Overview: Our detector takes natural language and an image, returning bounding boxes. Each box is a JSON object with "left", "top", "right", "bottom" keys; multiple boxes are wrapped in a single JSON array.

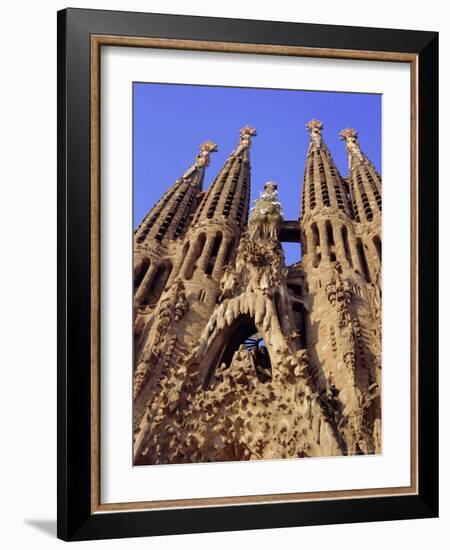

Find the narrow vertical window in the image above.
[
  {"left": 325, "top": 220, "right": 335, "bottom": 261},
  {"left": 311, "top": 223, "right": 320, "bottom": 266},
  {"left": 184, "top": 233, "right": 206, "bottom": 279},
  {"left": 373, "top": 235, "right": 382, "bottom": 261},
  {"left": 142, "top": 261, "right": 173, "bottom": 306},
  {"left": 205, "top": 232, "right": 223, "bottom": 275},
  {"left": 356, "top": 239, "right": 371, "bottom": 283},
  {"left": 341, "top": 226, "right": 353, "bottom": 267},
  {"left": 223, "top": 238, "right": 236, "bottom": 266}
]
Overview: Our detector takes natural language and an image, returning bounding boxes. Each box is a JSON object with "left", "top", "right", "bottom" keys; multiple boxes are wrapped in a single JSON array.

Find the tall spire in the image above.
[
  {"left": 301, "top": 120, "right": 351, "bottom": 217},
  {"left": 192, "top": 126, "right": 256, "bottom": 228},
  {"left": 340, "top": 128, "right": 381, "bottom": 223},
  {"left": 134, "top": 140, "right": 218, "bottom": 246},
  {"left": 175, "top": 126, "right": 256, "bottom": 286}
]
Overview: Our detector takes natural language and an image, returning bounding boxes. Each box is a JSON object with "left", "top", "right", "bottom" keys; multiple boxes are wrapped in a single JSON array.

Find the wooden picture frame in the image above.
[{"left": 57, "top": 7, "right": 438, "bottom": 541}]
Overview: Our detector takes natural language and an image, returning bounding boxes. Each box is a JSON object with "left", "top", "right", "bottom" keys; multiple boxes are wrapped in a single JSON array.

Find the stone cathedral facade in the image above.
[{"left": 132, "top": 121, "right": 382, "bottom": 465}]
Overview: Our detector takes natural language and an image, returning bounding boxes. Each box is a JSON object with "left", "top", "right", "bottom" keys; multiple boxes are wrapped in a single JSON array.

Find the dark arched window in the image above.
[
  {"left": 205, "top": 232, "right": 223, "bottom": 275},
  {"left": 184, "top": 233, "right": 206, "bottom": 279},
  {"left": 223, "top": 238, "right": 236, "bottom": 266},
  {"left": 311, "top": 223, "right": 320, "bottom": 266},
  {"left": 203, "top": 315, "right": 272, "bottom": 389},
  {"left": 373, "top": 235, "right": 382, "bottom": 261},
  {"left": 325, "top": 220, "right": 336, "bottom": 262},
  {"left": 142, "top": 261, "right": 173, "bottom": 306},
  {"left": 134, "top": 257, "right": 150, "bottom": 292},
  {"left": 356, "top": 239, "right": 371, "bottom": 283},
  {"left": 293, "top": 302, "right": 307, "bottom": 349},
  {"left": 341, "top": 226, "right": 353, "bottom": 267}
]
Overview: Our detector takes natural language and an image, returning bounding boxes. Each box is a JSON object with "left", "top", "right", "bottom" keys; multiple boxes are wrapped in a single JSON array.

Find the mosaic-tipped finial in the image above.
[
  {"left": 232, "top": 125, "right": 257, "bottom": 157},
  {"left": 306, "top": 119, "right": 324, "bottom": 132},
  {"left": 306, "top": 119, "right": 324, "bottom": 148},
  {"left": 240, "top": 125, "right": 257, "bottom": 138},
  {"left": 199, "top": 140, "right": 218, "bottom": 154},
  {"left": 339, "top": 127, "right": 359, "bottom": 143},
  {"left": 193, "top": 140, "right": 218, "bottom": 169},
  {"left": 340, "top": 128, "right": 364, "bottom": 166}
]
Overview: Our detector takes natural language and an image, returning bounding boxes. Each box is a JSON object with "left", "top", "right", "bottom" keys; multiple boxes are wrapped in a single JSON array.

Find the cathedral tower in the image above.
[
  {"left": 135, "top": 181, "right": 345, "bottom": 464},
  {"left": 133, "top": 127, "right": 257, "bottom": 450},
  {"left": 340, "top": 127, "right": 382, "bottom": 285},
  {"left": 301, "top": 119, "right": 354, "bottom": 272},
  {"left": 132, "top": 120, "right": 382, "bottom": 465},
  {"left": 133, "top": 140, "right": 217, "bottom": 310},
  {"left": 300, "top": 120, "right": 381, "bottom": 455},
  {"left": 173, "top": 125, "right": 256, "bottom": 294}
]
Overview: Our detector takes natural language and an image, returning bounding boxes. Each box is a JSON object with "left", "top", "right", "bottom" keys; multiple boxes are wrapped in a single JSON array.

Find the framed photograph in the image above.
[{"left": 57, "top": 8, "right": 438, "bottom": 541}]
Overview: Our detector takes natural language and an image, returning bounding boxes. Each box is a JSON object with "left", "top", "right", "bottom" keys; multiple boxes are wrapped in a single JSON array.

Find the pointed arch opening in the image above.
[
  {"left": 292, "top": 301, "right": 307, "bottom": 349},
  {"left": 325, "top": 220, "right": 336, "bottom": 262},
  {"left": 205, "top": 232, "right": 223, "bottom": 275},
  {"left": 356, "top": 239, "right": 371, "bottom": 283},
  {"left": 184, "top": 232, "right": 206, "bottom": 279},
  {"left": 223, "top": 238, "right": 236, "bottom": 266},
  {"left": 201, "top": 314, "right": 272, "bottom": 389},
  {"left": 311, "top": 222, "right": 320, "bottom": 266},
  {"left": 142, "top": 261, "right": 173, "bottom": 306},
  {"left": 134, "top": 257, "right": 150, "bottom": 292},
  {"left": 373, "top": 235, "right": 382, "bottom": 261},
  {"left": 341, "top": 226, "right": 353, "bottom": 267}
]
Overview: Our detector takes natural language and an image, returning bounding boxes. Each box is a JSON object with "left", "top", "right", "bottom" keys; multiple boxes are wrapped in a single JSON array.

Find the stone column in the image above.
[
  {"left": 212, "top": 236, "right": 232, "bottom": 280},
  {"left": 318, "top": 221, "right": 329, "bottom": 263},
  {"left": 197, "top": 236, "right": 215, "bottom": 272},
  {"left": 348, "top": 234, "right": 363, "bottom": 276},
  {"left": 334, "top": 222, "right": 349, "bottom": 268},
  {"left": 134, "top": 262, "right": 157, "bottom": 307},
  {"left": 180, "top": 242, "right": 199, "bottom": 279},
  {"left": 370, "top": 232, "right": 381, "bottom": 263},
  {"left": 304, "top": 227, "right": 316, "bottom": 265},
  {"left": 166, "top": 253, "right": 184, "bottom": 287},
  {"left": 134, "top": 257, "right": 144, "bottom": 279}
]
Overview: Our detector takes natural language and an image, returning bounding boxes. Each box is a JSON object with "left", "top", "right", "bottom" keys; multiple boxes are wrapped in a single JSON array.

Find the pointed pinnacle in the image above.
[{"left": 339, "top": 128, "right": 358, "bottom": 142}]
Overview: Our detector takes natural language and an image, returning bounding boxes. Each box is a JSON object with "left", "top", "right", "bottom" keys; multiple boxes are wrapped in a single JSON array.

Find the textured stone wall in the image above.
[{"left": 132, "top": 123, "right": 382, "bottom": 465}]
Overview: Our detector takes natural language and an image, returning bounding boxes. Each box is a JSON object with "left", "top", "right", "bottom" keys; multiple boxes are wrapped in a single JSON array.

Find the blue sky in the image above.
[{"left": 134, "top": 83, "right": 381, "bottom": 265}]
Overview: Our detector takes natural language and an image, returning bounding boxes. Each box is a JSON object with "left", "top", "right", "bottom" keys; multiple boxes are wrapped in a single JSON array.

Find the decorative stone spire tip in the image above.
[
  {"left": 306, "top": 119, "right": 323, "bottom": 132},
  {"left": 199, "top": 140, "right": 218, "bottom": 154},
  {"left": 340, "top": 128, "right": 364, "bottom": 168},
  {"left": 192, "top": 140, "right": 218, "bottom": 170},
  {"left": 306, "top": 119, "right": 323, "bottom": 149},
  {"left": 240, "top": 125, "right": 257, "bottom": 138},
  {"left": 339, "top": 128, "right": 358, "bottom": 142},
  {"left": 231, "top": 125, "right": 256, "bottom": 158}
]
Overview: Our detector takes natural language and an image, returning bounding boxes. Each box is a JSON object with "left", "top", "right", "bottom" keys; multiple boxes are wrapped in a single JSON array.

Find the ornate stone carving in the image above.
[
  {"left": 133, "top": 123, "right": 382, "bottom": 465},
  {"left": 325, "top": 262, "right": 353, "bottom": 328},
  {"left": 306, "top": 119, "right": 324, "bottom": 149},
  {"left": 133, "top": 279, "right": 188, "bottom": 399},
  {"left": 232, "top": 125, "right": 257, "bottom": 157},
  {"left": 340, "top": 127, "right": 365, "bottom": 168},
  {"left": 195, "top": 140, "right": 218, "bottom": 167},
  {"left": 182, "top": 140, "right": 218, "bottom": 179}
]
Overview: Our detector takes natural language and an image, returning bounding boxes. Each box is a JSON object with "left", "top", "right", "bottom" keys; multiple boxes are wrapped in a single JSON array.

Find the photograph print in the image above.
[{"left": 132, "top": 83, "right": 382, "bottom": 466}]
